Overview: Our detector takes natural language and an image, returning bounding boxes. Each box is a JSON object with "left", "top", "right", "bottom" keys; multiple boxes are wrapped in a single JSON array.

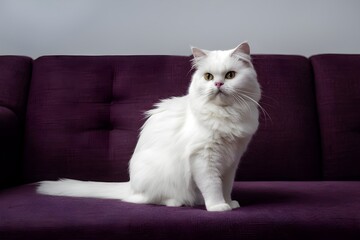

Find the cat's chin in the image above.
[{"left": 211, "top": 91, "right": 232, "bottom": 106}]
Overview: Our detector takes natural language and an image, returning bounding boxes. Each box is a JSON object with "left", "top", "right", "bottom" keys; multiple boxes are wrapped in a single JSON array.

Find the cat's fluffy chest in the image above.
[
  {"left": 188, "top": 98, "right": 258, "bottom": 140},
  {"left": 179, "top": 99, "right": 253, "bottom": 170}
]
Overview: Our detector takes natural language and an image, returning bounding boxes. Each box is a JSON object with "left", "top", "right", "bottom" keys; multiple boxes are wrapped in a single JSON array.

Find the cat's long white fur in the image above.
[
  {"left": 38, "top": 42, "right": 261, "bottom": 212},
  {"left": 38, "top": 180, "right": 131, "bottom": 199}
]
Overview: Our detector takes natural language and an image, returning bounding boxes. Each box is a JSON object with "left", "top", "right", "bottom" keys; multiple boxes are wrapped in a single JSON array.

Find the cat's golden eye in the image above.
[
  {"left": 225, "top": 71, "right": 236, "bottom": 79},
  {"left": 204, "top": 73, "right": 214, "bottom": 81}
]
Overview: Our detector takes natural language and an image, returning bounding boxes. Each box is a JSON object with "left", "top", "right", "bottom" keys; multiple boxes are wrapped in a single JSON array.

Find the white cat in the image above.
[{"left": 37, "top": 42, "right": 261, "bottom": 212}]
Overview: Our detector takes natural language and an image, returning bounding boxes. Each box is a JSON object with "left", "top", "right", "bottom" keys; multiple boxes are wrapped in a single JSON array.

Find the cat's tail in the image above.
[{"left": 37, "top": 179, "right": 131, "bottom": 200}]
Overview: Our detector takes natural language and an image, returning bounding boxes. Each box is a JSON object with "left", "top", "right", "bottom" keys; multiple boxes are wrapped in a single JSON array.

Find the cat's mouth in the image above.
[
  {"left": 209, "top": 90, "right": 233, "bottom": 106},
  {"left": 213, "top": 88, "right": 229, "bottom": 101},
  {"left": 215, "top": 88, "right": 226, "bottom": 96}
]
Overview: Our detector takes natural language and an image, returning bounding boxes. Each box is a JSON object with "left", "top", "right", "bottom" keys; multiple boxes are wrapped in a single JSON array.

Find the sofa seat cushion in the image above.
[{"left": 1, "top": 182, "right": 359, "bottom": 240}]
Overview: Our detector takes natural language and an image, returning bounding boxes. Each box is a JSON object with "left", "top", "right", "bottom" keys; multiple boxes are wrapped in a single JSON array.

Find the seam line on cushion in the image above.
[{"left": 310, "top": 57, "right": 326, "bottom": 180}]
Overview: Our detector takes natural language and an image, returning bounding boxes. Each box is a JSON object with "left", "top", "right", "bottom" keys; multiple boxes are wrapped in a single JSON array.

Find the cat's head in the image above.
[{"left": 189, "top": 42, "right": 260, "bottom": 107}]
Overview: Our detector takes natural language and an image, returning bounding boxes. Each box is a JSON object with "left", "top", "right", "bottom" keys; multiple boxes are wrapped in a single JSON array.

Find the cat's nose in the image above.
[{"left": 215, "top": 82, "right": 224, "bottom": 88}]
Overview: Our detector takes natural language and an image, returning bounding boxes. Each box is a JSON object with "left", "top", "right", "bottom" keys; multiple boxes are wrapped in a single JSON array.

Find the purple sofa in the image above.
[{"left": 0, "top": 54, "right": 359, "bottom": 240}]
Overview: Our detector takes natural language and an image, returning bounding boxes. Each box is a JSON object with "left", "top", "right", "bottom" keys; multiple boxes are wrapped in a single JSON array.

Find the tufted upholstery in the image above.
[
  {"left": 23, "top": 56, "right": 192, "bottom": 182},
  {"left": 23, "top": 55, "right": 323, "bottom": 183},
  {"left": 1, "top": 54, "right": 360, "bottom": 240}
]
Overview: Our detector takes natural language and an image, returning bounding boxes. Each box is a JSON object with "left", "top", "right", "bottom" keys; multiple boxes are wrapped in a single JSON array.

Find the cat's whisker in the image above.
[
  {"left": 227, "top": 89, "right": 248, "bottom": 108},
  {"left": 237, "top": 89, "right": 260, "bottom": 98},
  {"left": 238, "top": 93, "right": 272, "bottom": 122},
  {"left": 226, "top": 87, "right": 271, "bottom": 122},
  {"left": 231, "top": 93, "right": 252, "bottom": 114},
  {"left": 237, "top": 89, "right": 277, "bottom": 107}
]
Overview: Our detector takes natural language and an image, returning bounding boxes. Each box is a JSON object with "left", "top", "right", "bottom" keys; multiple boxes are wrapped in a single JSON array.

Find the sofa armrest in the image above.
[
  {"left": 0, "top": 56, "right": 32, "bottom": 121},
  {"left": 0, "top": 106, "right": 21, "bottom": 189},
  {"left": 0, "top": 56, "right": 32, "bottom": 189}
]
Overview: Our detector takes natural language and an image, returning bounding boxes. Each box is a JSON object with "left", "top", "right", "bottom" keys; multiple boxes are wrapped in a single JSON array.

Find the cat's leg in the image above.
[
  {"left": 191, "top": 157, "right": 231, "bottom": 212},
  {"left": 222, "top": 161, "right": 240, "bottom": 209}
]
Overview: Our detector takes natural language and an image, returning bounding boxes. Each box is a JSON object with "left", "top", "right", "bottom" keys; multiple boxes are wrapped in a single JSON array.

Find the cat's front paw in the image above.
[
  {"left": 229, "top": 200, "right": 240, "bottom": 209},
  {"left": 207, "top": 203, "right": 232, "bottom": 212}
]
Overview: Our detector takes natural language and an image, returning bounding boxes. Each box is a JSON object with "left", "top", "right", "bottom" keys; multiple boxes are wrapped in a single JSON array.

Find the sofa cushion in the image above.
[
  {"left": 1, "top": 182, "right": 359, "bottom": 240},
  {"left": 311, "top": 55, "right": 360, "bottom": 180},
  {"left": 23, "top": 56, "right": 192, "bottom": 182},
  {"left": 239, "top": 55, "right": 322, "bottom": 180}
]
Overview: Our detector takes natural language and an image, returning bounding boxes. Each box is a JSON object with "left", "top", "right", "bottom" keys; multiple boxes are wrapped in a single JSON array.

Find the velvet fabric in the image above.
[
  {"left": 1, "top": 182, "right": 359, "bottom": 240},
  {"left": 23, "top": 56, "right": 191, "bottom": 183},
  {"left": 23, "top": 55, "right": 321, "bottom": 183},
  {"left": 0, "top": 56, "right": 32, "bottom": 119},
  {"left": 0, "top": 56, "right": 32, "bottom": 188},
  {"left": 1, "top": 54, "right": 360, "bottom": 240},
  {"left": 239, "top": 55, "right": 322, "bottom": 180},
  {"left": 311, "top": 55, "right": 360, "bottom": 180}
]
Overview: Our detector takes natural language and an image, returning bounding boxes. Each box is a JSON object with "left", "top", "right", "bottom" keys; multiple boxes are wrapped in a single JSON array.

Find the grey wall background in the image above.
[{"left": 1, "top": 0, "right": 360, "bottom": 58}]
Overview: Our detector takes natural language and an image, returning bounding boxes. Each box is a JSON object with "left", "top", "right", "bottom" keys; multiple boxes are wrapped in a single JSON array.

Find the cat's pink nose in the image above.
[{"left": 215, "top": 82, "right": 224, "bottom": 88}]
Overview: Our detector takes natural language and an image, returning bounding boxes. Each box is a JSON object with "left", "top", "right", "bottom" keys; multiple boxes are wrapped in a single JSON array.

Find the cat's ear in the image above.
[
  {"left": 191, "top": 46, "right": 209, "bottom": 68},
  {"left": 231, "top": 42, "right": 250, "bottom": 56},
  {"left": 231, "top": 42, "right": 252, "bottom": 64},
  {"left": 191, "top": 47, "right": 208, "bottom": 60}
]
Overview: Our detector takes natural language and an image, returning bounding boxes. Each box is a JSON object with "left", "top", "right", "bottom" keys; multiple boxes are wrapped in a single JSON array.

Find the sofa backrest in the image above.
[
  {"left": 0, "top": 56, "right": 32, "bottom": 188},
  {"left": 311, "top": 55, "right": 360, "bottom": 180},
  {"left": 23, "top": 55, "right": 326, "bottom": 182},
  {"left": 23, "top": 56, "right": 191, "bottom": 182},
  {"left": 238, "top": 55, "right": 322, "bottom": 180}
]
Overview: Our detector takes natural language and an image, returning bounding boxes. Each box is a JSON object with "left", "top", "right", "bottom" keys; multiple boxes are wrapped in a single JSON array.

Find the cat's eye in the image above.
[
  {"left": 225, "top": 71, "right": 236, "bottom": 79},
  {"left": 204, "top": 73, "right": 214, "bottom": 81}
]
